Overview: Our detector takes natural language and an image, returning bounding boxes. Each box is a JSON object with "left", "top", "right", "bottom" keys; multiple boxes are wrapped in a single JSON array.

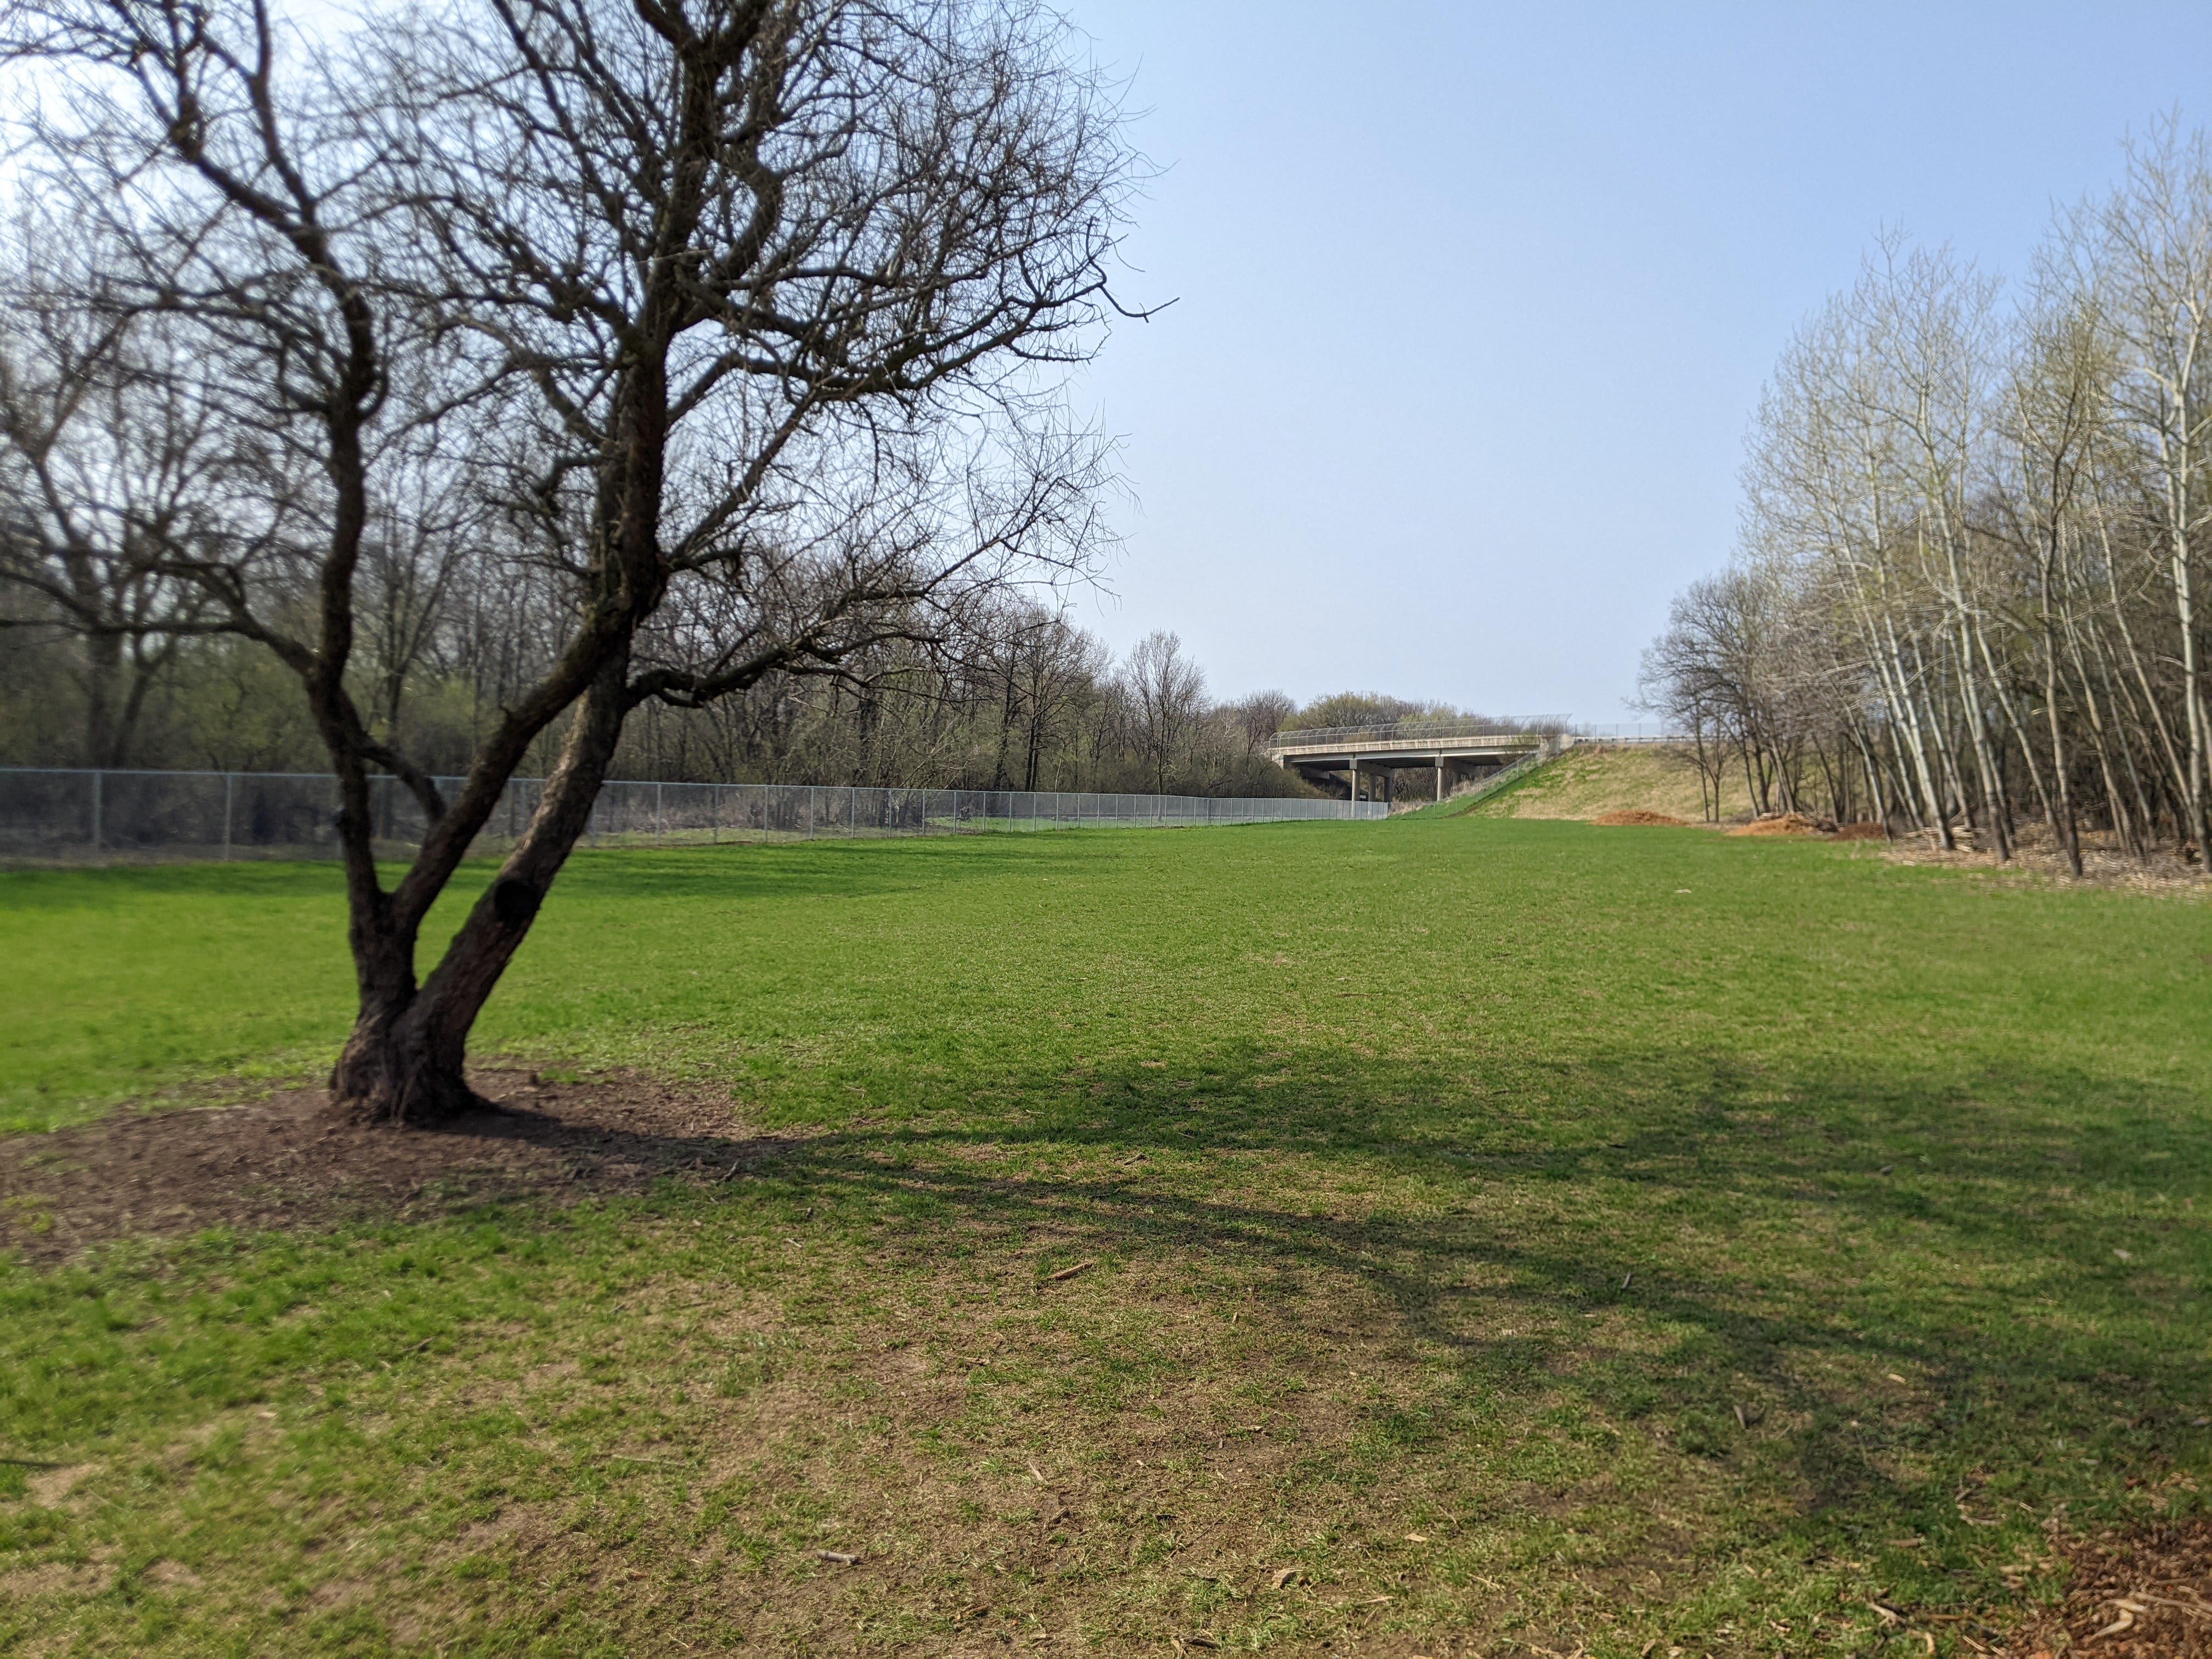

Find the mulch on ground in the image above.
[
  {"left": 0, "top": 1072, "right": 791, "bottom": 1264},
  {"left": 2002, "top": 1517, "right": 2212, "bottom": 1657},
  {"left": 1728, "top": 811, "right": 1824, "bottom": 837},
  {"left": 1589, "top": 809, "right": 1689, "bottom": 826}
]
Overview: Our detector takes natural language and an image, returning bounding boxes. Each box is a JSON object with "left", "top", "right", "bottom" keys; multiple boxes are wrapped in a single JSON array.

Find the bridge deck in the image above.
[
  {"left": 1265, "top": 731, "right": 1544, "bottom": 769},
  {"left": 1263, "top": 726, "right": 1556, "bottom": 803}
]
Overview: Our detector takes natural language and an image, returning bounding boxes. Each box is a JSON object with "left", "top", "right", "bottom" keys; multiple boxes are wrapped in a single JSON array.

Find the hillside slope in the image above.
[{"left": 1472, "top": 742, "right": 1750, "bottom": 822}]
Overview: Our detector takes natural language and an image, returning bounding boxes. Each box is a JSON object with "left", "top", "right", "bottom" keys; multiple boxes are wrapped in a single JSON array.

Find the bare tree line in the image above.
[
  {"left": 1641, "top": 118, "right": 2212, "bottom": 873},
  {"left": 1, "top": 574, "right": 1328, "bottom": 797}
]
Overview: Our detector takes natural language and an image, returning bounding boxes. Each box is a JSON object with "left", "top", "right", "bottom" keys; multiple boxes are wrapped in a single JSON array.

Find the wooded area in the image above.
[
  {"left": 1640, "top": 121, "right": 2212, "bottom": 872},
  {"left": 0, "top": 597, "right": 1324, "bottom": 799}
]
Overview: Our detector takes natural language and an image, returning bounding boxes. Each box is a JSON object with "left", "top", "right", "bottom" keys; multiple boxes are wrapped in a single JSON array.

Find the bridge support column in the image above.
[{"left": 1436, "top": 757, "right": 1444, "bottom": 802}]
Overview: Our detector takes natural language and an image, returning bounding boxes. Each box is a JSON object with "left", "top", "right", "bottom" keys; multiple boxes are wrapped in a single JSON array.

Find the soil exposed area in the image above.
[
  {"left": 1589, "top": 809, "right": 1689, "bottom": 826},
  {"left": 2005, "top": 1516, "right": 2212, "bottom": 1657},
  {"left": 0, "top": 1071, "right": 788, "bottom": 1264},
  {"left": 1728, "top": 811, "right": 1822, "bottom": 837}
]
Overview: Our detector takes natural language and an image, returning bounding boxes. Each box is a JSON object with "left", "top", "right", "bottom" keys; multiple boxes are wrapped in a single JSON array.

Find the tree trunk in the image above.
[
  {"left": 329, "top": 651, "right": 633, "bottom": 1122},
  {"left": 328, "top": 982, "right": 486, "bottom": 1121},
  {"left": 2042, "top": 625, "right": 2085, "bottom": 877}
]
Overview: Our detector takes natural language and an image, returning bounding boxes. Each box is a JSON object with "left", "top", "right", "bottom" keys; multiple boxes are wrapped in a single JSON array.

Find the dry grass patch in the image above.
[{"left": 1882, "top": 822, "right": 2209, "bottom": 893}]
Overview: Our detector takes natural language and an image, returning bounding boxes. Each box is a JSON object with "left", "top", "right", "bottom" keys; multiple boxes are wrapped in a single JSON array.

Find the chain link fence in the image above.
[{"left": 0, "top": 768, "right": 1384, "bottom": 863}]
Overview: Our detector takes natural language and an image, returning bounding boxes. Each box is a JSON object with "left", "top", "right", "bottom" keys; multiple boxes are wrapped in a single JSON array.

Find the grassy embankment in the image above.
[
  {"left": 1420, "top": 742, "right": 1754, "bottom": 823},
  {"left": 3, "top": 814, "right": 2210, "bottom": 1655}
]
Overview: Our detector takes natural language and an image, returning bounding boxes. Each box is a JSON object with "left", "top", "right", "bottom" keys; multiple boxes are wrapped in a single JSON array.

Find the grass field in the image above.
[{"left": 4, "top": 816, "right": 2211, "bottom": 1655}]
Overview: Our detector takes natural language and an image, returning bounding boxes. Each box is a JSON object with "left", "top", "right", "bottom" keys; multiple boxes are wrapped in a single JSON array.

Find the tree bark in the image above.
[{"left": 329, "top": 647, "right": 635, "bottom": 1120}]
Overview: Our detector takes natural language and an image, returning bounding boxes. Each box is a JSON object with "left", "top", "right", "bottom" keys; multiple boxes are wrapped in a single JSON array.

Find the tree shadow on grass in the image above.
[
  {"left": 706, "top": 1043, "right": 2212, "bottom": 1565},
  {"left": 7, "top": 1040, "right": 2206, "bottom": 1590}
]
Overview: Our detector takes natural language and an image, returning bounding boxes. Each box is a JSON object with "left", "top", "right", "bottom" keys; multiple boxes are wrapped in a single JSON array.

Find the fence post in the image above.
[
  {"left": 656, "top": 780, "right": 665, "bottom": 843},
  {"left": 89, "top": 769, "right": 101, "bottom": 854},
  {"left": 223, "top": 772, "right": 235, "bottom": 861},
  {"left": 808, "top": 785, "right": 816, "bottom": 838}
]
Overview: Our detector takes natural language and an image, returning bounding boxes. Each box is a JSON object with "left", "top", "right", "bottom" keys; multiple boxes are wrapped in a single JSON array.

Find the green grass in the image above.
[{"left": 3, "top": 819, "right": 2211, "bottom": 1654}]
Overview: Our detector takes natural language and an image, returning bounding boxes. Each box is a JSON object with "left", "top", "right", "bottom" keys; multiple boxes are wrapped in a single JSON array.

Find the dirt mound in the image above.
[
  {"left": 1728, "top": 811, "right": 1822, "bottom": 837},
  {"left": 0, "top": 1071, "right": 792, "bottom": 1263},
  {"left": 1589, "top": 809, "right": 1688, "bottom": 826},
  {"left": 1833, "top": 821, "right": 1888, "bottom": 841},
  {"left": 2002, "top": 1516, "right": 2212, "bottom": 1657}
]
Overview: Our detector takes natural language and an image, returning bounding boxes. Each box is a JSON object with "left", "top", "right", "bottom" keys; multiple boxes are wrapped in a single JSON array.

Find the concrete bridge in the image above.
[{"left": 1265, "top": 721, "right": 1556, "bottom": 803}]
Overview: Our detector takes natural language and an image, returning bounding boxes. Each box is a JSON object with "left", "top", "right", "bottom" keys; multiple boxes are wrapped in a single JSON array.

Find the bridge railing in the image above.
[
  {"left": 1272, "top": 721, "right": 1700, "bottom": 753},
  {"left": 1269, "top": 717, "right": 1564, "bottom": 751},
  {"left": 1564, "top": 726, "right": 1696, "bottom": 744}
]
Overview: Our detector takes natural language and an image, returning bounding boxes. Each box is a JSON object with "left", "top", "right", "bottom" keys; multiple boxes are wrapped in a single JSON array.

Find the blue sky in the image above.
[{"left": 1061, "top": 2, "right": 2212, "bottom": 721}]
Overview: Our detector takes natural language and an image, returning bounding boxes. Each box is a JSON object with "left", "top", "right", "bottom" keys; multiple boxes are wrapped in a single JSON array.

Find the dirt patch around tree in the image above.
[{"left": 0, "top": 1070, "right": 794, "bottom": 1264}]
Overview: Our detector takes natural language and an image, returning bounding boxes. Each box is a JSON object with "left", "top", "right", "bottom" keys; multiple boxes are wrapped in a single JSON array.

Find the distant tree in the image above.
[
  {"left": 1124, "top": 630, "right": 1206, "bottom": 793},
  {"left": 1226, "top": 689, "right": 1294, "bottom": 757},
  {"left": 1284, "top": 691, "right": 1440, "bottom": 731},
  {"left": 0, "top": 225, "right": 217, "bottom": 768}
]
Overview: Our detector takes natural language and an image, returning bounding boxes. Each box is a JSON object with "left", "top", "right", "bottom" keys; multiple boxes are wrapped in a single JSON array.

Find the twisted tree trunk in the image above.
[{"left": 329, "top": 653, "right": 633, "bottom": 1120}]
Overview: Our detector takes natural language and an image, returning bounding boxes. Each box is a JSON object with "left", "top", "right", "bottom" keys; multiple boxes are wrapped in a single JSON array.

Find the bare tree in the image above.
[
  {"left": 0, "top": 221, "right": 227, "bottom": 766},
  {"left": 1000, "top": 604, "right": 1105, "bottom": 791},
  {"left": 1226, "top": 689, "right": 1294, "bottom": 758},
  {"left": 3, "top": 0, "right": 1133, "bottom": 1121},
  {"left": 2087, "top": 120, "right": 2212, "bottom": 858},
  {"left": 1123, "top": 629, "right": 1204, "bottom": 794}
]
